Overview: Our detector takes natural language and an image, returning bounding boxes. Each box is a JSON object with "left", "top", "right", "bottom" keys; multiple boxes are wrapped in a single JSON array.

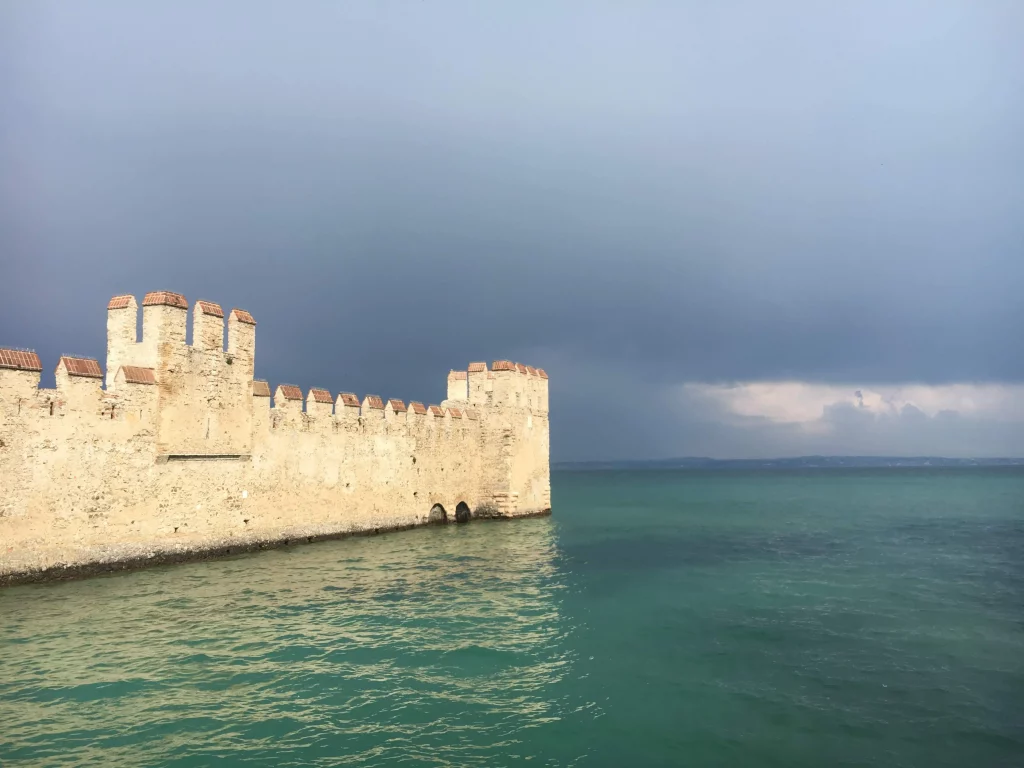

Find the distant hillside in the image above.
[{"left": 553, "top": 456, "right": 1024, "bottom": 471}]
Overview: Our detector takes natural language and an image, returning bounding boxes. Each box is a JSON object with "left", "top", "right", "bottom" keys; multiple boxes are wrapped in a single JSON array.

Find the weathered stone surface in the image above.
[{"left": 0, "top": 294, "right": 550, "bottom": 585}]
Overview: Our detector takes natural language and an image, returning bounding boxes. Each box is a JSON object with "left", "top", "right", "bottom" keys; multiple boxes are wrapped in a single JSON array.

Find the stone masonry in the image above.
[{"left": 0, "top": 292, "right": 550, "bottom": 585}]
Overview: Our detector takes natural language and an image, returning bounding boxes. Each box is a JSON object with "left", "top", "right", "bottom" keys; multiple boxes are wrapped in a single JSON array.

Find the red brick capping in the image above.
[
  {"left": 526, "top": 365, "right": 538, "bottom": 376},
  {"left": 364, "top": 395, "right": 385, "bottom": 410},
  {"left": 465, "top": 409, "right": 479, "bottom": 420},
  {"left": 252, "top": 380, "right": 271, "bottom": 397},
  {"left": 516, "top": 363, "right": 528, "bottom": 374},
  {"left": 142, "top": 291, "right": 188, "bottom": 310},
  {"left": 492, "top": 360, "right": 515, "bottom": 371},
  {"left": 428, "top": 405, "right": 445, "bottom": 417},
  {"left": 0, "top": 348, "right": 43, "bottom": 372},
  {"left": 231, "top": 308, "right": 256, "bottom": 325},
  {"left": 448, "top": 407, "right": 463, "bottom": 419},
  {"left": 536, "top": 369, "right": 548, "bottom": 379},
  {"left": 467, "top": 362, "right": 487, "bottom": 373},
  {"left": 120, "top": 366, "right": 156, "bottom": 385},
  {"left": 338, "top": 393, "right": 360, "bottom": 408},
  {"left": 107, "top": 295, "right": 134, "bottom": 310},
  {"left": 388, "top": 398, "right": 407, "bottom": 412},
  {"left": 409, "top": 401, "right": 427, "bottom": 415},
  {"left": 196, "top": 300, "right": 224, "bottom": 318},
  {"left": 310, "top": 388, "right": 333, "bottom": 404},
  {"left": 278, "top": 384, "right": 303, "bottom": 401},
  {"left": 448, "top": 370, "right": 467, "bottom": 380},
  {"left": 59, "top": 356, "right": 102, "bottom": 379}
]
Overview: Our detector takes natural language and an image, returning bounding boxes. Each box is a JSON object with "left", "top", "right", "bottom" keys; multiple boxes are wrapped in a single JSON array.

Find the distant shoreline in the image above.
[{"left": 554, "top": 456, "right": 1024, "bottom": 471}]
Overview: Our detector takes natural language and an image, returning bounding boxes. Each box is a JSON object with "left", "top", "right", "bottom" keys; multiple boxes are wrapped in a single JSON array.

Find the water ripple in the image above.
[{"left": 1, "top": 519, "right": 582, "bottom": 767}]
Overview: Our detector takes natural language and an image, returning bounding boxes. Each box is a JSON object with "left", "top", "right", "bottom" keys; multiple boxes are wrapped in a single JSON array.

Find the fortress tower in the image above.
[{"left": 0, "top": 292, "right": 550, "bottom": 585}]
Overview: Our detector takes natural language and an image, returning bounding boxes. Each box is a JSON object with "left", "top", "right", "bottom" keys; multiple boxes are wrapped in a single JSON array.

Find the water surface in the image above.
[{"left": 3, "top": 468, "right": 1023, "bottom": 766}]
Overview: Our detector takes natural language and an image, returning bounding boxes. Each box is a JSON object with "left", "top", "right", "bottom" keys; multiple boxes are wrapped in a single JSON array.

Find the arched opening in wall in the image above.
[
  {"left": 428, "top": 504, "right": 447, "bottom": 524},
  {"left": 455, "top": 501, "right": 472, "bottom": 524}
]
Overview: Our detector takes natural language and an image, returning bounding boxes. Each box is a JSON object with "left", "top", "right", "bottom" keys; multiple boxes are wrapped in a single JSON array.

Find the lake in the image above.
[{"left": 2, "top": 468, "right": 1023, "bottom": 766}]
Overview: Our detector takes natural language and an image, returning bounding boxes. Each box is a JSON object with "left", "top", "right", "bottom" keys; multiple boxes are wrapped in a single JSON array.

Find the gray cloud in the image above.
[{"left": 2, "top": 1, "right": 1022, "bottom": 459}]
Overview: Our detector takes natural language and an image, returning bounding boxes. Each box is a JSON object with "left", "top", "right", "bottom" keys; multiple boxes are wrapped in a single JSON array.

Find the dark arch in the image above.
[
  {"left": 428, "top": 504, "right": 447, "bottom": 524},
  {"left": 455, "top": 501, "right": 472, "bottom": 524}
]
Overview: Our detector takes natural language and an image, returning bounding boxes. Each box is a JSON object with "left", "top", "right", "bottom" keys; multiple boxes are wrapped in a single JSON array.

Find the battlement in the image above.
[
  {"left": 0, "top": 292, "right": 551, "bottom": 585},
  {"left": 58, "top": 356, "right": 103, "bottom": 379},
  {"left": 194, "top": 300, "right": 225, "bottom": 351},
  {"left": 105, "top": 292, "right": 256, "bottom": 379},
  {"left": 450, "top": 359, "right": 549, "bottom": 412},
  {"left": 3, "top": 294, "right": 552, "bottom": 432}
]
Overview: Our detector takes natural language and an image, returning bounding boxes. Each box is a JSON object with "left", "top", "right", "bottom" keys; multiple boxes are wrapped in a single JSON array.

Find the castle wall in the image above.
[
  {"left": 455, "top": 364, "right": 550, "bottom": 517},
  {"left": 447, "top": 370, "right": 468, "bottom": 402},
  {"left": 0, "top": 295, "right": 551, "bottom": 584}
]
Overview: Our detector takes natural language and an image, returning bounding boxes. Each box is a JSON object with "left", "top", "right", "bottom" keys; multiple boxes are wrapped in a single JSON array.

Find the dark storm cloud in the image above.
[{"left": 2, "top": 1, "right": 1022, "bottom": 459}]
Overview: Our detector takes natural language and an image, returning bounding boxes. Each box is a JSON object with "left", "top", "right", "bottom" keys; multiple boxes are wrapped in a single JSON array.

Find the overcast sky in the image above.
[{"left": 2, "top": 1, "right": 1022, "bottom": 460}]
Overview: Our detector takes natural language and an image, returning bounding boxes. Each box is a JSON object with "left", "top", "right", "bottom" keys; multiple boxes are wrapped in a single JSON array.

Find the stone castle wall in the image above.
[{"left": 0, "top": 292, "right": 550, "bottom": 584}]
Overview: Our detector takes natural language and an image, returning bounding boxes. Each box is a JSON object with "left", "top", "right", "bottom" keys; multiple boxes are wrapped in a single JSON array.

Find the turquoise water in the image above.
[{"left": 2, "top": 469, "right": 1023, "bottom": 766}]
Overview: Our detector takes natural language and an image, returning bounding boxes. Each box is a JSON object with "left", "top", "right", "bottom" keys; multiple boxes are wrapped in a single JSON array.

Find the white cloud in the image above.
[
  {"left": 682, "top": 382, "right": 1024, "bottom": 426},
  {"left": 665, "top": 381, "right": 1024, "bottom": 458}
]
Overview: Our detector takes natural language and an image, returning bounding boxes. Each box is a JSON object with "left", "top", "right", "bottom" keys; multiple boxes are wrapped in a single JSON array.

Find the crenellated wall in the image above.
[
  {"left": 0, "top": 294, "right": 550, "bottom": 584},
  {"left": 103, "top": 293, "right": 257, "bottom": 456}
]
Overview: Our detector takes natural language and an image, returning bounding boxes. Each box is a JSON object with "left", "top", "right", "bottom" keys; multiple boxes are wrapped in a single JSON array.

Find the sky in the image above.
[{"left": 1, "top": 1, "right": 1022, "bottom": 460}]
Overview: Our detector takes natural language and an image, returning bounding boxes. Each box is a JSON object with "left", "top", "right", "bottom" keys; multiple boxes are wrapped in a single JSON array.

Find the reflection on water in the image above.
[{"left": 1, "top": 518, "right": 580, "bottom": 766}]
